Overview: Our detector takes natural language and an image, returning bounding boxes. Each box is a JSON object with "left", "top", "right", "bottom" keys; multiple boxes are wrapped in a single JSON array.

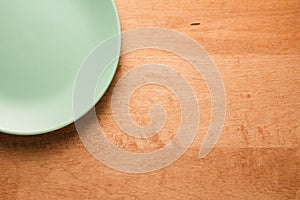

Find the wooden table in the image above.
[{"left": 1, "top": 0, "right": 299, "bottom": 199}]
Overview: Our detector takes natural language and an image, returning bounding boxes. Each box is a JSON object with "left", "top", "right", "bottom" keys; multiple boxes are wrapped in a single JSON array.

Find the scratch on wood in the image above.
[{"left": 191, "top": 22, "right": 201, "bottom": 26}]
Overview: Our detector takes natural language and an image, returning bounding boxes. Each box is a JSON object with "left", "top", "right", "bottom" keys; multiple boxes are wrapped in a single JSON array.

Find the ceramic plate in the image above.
[{"left": 0, "top": 0, "right": 121, "bottom": 135}]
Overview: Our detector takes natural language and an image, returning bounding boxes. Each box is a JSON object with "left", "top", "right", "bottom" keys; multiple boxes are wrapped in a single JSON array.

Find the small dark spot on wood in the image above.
[{"left": 191, "top": 22, "right": 201, "bottom": 26}]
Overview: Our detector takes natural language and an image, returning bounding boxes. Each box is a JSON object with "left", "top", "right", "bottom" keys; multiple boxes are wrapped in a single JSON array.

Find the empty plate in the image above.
[{"left": 0, "top": 0, "right": 121, "bottom": 135}]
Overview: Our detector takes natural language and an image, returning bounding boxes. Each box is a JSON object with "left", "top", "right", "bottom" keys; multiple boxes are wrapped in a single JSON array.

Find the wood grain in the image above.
[{"left": 0, "top": 0, "right": 299, "bottom": 199}]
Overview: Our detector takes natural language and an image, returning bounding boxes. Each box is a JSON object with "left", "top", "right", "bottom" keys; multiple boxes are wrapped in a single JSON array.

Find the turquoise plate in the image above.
[{"left": 0, "top": 0, "right": 121, "bottom": 135}]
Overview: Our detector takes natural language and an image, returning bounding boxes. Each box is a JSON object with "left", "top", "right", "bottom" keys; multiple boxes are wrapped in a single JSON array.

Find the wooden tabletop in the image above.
[{"left": 1, "top": 0, "right": 299, "bottom": 199}]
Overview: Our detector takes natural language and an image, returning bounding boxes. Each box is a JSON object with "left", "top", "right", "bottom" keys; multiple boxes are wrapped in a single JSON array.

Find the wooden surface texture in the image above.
[{"left": 0, "top": 0, "right": 299, "bottom": 199}]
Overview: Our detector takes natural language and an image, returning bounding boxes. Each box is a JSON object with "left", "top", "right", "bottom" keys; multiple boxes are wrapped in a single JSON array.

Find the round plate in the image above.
[{"left": 0, "top": 0, "right": 121, "bottom": 135}]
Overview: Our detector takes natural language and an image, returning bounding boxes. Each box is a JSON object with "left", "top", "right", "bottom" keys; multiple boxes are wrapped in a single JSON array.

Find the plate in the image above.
[{"left": 0, "top": 0, "right": 121, "bottom": 135}]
